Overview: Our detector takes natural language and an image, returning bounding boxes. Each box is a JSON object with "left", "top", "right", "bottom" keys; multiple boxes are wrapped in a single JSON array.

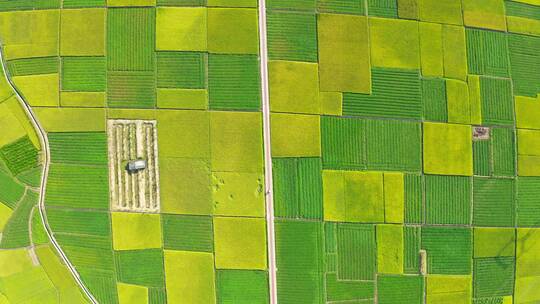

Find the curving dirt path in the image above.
[{"left": 0, "top": 45, "right": 98, "bottom": 304}]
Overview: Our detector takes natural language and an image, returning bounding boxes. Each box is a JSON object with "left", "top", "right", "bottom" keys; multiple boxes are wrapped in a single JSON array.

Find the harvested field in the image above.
[{"left": 107, "top": 119, "right": 160, "bottom": 213}]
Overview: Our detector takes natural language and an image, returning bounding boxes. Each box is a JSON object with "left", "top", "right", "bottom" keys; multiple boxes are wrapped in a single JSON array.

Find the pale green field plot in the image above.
[
  {"left": 0, "top": 66, "right": 12, "bottom": 102},
  {"left": 442, "top": 25, "right": 468, "bottom": 81},
  {"left": 0, "top": 248, "right": 33, "bottom": 277},
  {"left": 117, "top": 283, "right": 148, "bottom": 304},
  {"left": 462, "top": 0, "right": 506, "bottom": 31},
  {"left": 1, "top": 267, "right": 58, "bottom": 303},
  {"left": 270, "top": 113, "right": 320, "bottom": 157},
  {"left": 0, "top": 10, "right": 59, "bottom": 60},
  {"left": 108, "top": 0, "right": 156, "bottom": 6},
  {"left": 1, "top": 96, "right": 40, "bottom": 148},
  {"left": 369, "top": 17, "right": 420, "bottom": 69},
  {"left": 419, "top": 22, "right": 443, "bottom": 77},
  {"left": 33, "top": 107, "right": 106, "bottom": 132},
  {"left": 35, "top": 245, "right": 89, "bottom": 303},
  {"left": 60, "top": 92, "right": 106, "bottom": 108},
  {"left": 0, "top": 101, "right": 26, "bottom": 147},
  {"left": 518, "top": 129, "right": 540, "bottom": 156},
  {"left": 160, "top": 157, "right": 212, "bottom": 215},
  {"left": 323, "top": 170, "right": 384, "bottom": 223},
  {"left": 156, "top": 7, "right": 207, "bottom": 52},
  {"left": 518, "top": 129, "right": 540, "bottom": 176},
  {"left": 446, "top": 79, "right": 471, "bottom": 124},
  {"left": 164, "top": 250, "right": 216, "bottom": 304},
  {"left": 418, "top": 0, "right": 463, "bottom": 25},
  {"left": 13, "top": 74, "right": 59, "bottom": 107},
  {"left": 467, "top": 75, "right": 482, "bottom": 125},
  {"left": 107, "top": 0, "right": 156, "bottom": 7},
  {"left": 377, "top": 224, "right": 403, "bottom": 274},
  {"left": 474, "top": 227, "right": 515, "bottom": 258},
  {"left": 426, "top": 275, "right": 472, "bottom": 304},
  {"left": 269, "top": 60, "right": 320, "bottom": 115},
  {"left": 157, "top": 110, "right": 209, "bottom": 159},
  {"left": 518, "top": 156, "right": 540, "bottom": 176},
  {"left": 320, "top": 92, "right": 342, "bottom": 116},
  {"left": 516, "top": 95, "right": 540, "bottom": 130},
  {"left": 208, "top": 0, "right": 257, "bottom": 7},
  {"left": 157, "top": 89, "right": 207, "bottom": 110},
  {"left": 317, "top": 13, "right": 371, "bottom": 94},
  {"left": 383, "top": 172, "right": 404, "bottom": 224},
  {"left": 111, "top": 212, "right": 162, "bottom": 250},
  {"left": 511, "top": 0, "right": 540, "bottom": 4},
  {"left": 210, "top": 111, "right": 263, "bottom": 173},
  {"left": 423, "top": 122, "right": 473, "bottom": 176},
  {"left": 507, "top": 16, "right": 540, "bottom": 37},
  {"left": 0, "top": 202, "right": 12, "bottom": 232},
  {"left": 107, "top": 108, "right": 156, "bottom": 120},
  {"left": 212, "top": 171, "right": 265, "bottom": 217},
  {"left": 208, "top": 8, "right": 259, "bottom": 54},
  {"left": 516, "top": 276, "right": 540, "bottom": 304},
  {"left": 213, "top": 216, "right": 267, "bottom": 270},
  {"left": 60, "top": 8, "right": 105, "bottom": 56},
  {"left": 516, "top": 228, "right": 540, "bottom": 303}
]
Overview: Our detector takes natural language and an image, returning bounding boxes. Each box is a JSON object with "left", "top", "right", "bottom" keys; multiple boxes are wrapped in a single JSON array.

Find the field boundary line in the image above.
[{"left": 0, "top": 44, "right": 98, "bottom": 304}]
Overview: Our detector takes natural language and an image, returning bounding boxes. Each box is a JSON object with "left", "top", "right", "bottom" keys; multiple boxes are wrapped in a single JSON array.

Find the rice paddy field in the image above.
[
  {"left": 0, "top": 60, "right": 89, "bottom": 302},
  {"left": 0, "top": 0, "right": 537, "bottom": 303}
]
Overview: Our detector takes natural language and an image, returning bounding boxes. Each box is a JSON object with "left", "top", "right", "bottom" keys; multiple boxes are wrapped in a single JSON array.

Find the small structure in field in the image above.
[
  {"left": 126, "top": 159, "right": 147, "bottom": 173},
  {"left": 473, "top": 126, "right": 490, "bottom": 141}
]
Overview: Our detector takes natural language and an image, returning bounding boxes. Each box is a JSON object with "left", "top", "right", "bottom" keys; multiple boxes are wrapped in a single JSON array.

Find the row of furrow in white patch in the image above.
[
  {"left": 144, "top": 123, "right": 157, "bottom": 210},
  {"left": 139, "top": 122, "right": 148, "bottom": 210},
  {"left": 129, "top": 123, "right": 138, "bottom": 209}
]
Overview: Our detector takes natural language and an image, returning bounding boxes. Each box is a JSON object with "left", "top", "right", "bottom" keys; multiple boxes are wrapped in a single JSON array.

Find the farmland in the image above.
[
  {"left": 0, "top": 0, "right": 538, "bottom": 303},
  {"left": 267, "top": 0, "right": 540, "bottom": 303},
  {"left": 0, "top": 1, "right": 267, "bottom": 303},
  {"left": 0, "top": 55, "right": 88, "bottom": 301}
]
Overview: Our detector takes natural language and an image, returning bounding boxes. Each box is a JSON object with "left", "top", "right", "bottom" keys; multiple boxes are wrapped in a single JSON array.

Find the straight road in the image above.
[
  {"left": 0, "top": 45, "right": 98, "bottom": 304},
  {"left": 257, "top": 2, "right": 279, "bottom": 304}
]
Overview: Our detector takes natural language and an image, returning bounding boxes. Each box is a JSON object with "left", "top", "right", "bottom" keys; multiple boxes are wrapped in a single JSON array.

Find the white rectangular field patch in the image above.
[{"left": 107, "top": 119, "right": 160, "bottom": 213}]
